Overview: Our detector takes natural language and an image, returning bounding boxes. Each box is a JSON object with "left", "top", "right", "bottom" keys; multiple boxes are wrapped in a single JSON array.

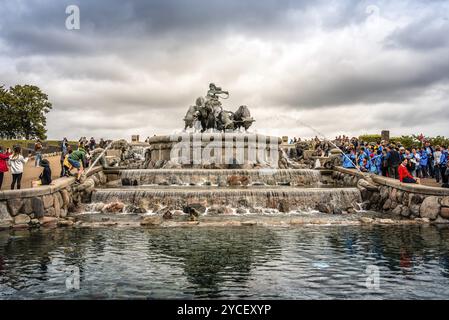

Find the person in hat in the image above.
[{"left": 39, "top": 159, "right": 52, "bottom": 186}]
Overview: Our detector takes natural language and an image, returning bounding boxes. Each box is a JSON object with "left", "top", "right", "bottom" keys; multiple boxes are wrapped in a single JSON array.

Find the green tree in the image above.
[
  {"left": 0, "top": 85, "right": 18, "bottom": 139},
  {"left": 430, "top": 136, "right": 449, "bottom": 147},
  {"left": 392, "top": 135, "right": 420, "bottom": 149},
  {"left": 0, "top": 85, "right": 52, "bottom": 139},
  {"left": 358, "top": 134, "right": 381, "bottom": 143}
]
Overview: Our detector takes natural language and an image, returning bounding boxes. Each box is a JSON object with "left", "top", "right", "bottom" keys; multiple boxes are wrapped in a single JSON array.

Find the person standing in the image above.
[
  {"left": 434, "top": 146, "right": 442, "bottom": 183},
  {"left": 419, "top": 148, "right": 428, "bottom": 178},
  {"left": 99, "top": 138, "right": 106, "bottom": 149},
  {"left": 341, "top": 149, "right": 356, "bottom": 169},
  {"left": 60, "top": 138, "right": 69, "bottom": 177},
  {"left": 412, "top": 148, "right": 421, "bottom": 178},
  {"left": 0, "top": 146, "right": 12, "bottom": 189},
  {"left": 9, "top": 146, "right": 30, "bottom": 190},
  {"left": 34, "top": 139, "right": 43, "bottom": 167},
  {"left": 440, "top": 146, "right": 448, "bottom": 185},
  {"left": 425, "top": 142, "right": 435, "bottom": 178},
  {"left": 89, "top": 137, "right": 96, "bottom": 151},
  {"left": 386, "top": 146, "right": 401, "bottom": 179}
]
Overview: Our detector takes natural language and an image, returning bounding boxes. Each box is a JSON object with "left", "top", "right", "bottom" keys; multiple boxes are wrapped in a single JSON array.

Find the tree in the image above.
[
  {"left": 430, "top": 136, "right": 449, "bottom": 147},
  {"left": 0, "top": 86, "right": 18, "bottom": 139},
  {"left": 0, "top": 85, "right": 52, "bottom": 140}
]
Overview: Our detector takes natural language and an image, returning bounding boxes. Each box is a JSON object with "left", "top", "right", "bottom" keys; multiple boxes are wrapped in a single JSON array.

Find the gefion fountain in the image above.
[{"left": 90, "top": 84, "right": 362, "bottom": 219}]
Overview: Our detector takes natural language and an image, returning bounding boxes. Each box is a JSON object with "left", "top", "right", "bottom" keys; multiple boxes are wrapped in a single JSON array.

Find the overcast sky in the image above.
[{"left": 1, "top": 0, "right": 448, "bottom": 140}]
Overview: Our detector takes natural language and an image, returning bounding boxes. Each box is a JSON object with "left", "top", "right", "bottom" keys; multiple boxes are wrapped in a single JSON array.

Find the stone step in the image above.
[
  {"left": 105, "top": 168, "right": 326, "bottom": 187},
  {"left": 91, "top": 187, "right": 362, "bottom": 214}
]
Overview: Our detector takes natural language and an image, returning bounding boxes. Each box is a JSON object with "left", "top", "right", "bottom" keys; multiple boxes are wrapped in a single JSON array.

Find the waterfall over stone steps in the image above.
[
  {"left": 92, "top": 186, "right": 362, "bottom": 214},
  {"left": 107, "top": 169, "right": 324, "bottom": 187}
]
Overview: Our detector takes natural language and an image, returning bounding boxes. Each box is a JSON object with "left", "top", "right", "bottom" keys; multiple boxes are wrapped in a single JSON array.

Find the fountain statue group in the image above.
[{"left": 184, "top": 83, "right": 255, "bottom": 133}]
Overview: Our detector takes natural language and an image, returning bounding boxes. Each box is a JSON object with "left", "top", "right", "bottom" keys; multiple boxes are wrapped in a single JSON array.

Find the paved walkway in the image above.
[
  {"left": 1, "top": 155, "right": 62, "bottom": 190},
  {"left": 421, "top": 178, "right": 444, "bottom": 188}
]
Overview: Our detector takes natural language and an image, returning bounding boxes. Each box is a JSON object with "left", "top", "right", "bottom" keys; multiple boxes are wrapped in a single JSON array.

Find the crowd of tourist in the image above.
[
  {"left": 0, "top": 136, "right": 110, "bottom": 190},
  {"left": 333, "top": 135, "right": 448, "bottom": 187},
  {"left": 61, "top": 137, "right": 108, "bottom": 181}
]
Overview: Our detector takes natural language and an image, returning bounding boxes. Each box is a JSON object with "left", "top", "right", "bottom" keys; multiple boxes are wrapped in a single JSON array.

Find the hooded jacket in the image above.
[
  {"left": 419, "top": 151, "right": 428, "bottom": 166},
  {"left": 440, "top": 150, "right": 448, "bottom": 166},
  {"left": 0, "top": 151, "right": 11, "bottom": 173},
  {"left": 39, "top": 159, "right": 52, "bottom": 185},
  {"left": 342, "top": 153, "right": 356, "bottom": 168},
  {"left": 8, "top": 154, "right": 29, "bottom": 174}
]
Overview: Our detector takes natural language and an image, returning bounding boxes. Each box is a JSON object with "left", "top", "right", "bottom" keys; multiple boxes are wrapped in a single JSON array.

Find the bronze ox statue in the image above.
[{"left": 183, "top": 84, "right": 255, "bottom": 133}]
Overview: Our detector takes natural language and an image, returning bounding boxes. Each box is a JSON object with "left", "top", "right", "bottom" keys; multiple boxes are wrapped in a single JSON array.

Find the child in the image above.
[
  {"left": 39, "top": 159, "right": 52, "bottom": 185},
  {"left": 0, "top": 146, "right": 12, "bottom": 189},
  {"left": 63, "top": 148, "right": 74, "bottom": 177},
  {"left": 8, "top": 146, "right": 30, "bottom": 190},
  {"left": 68, "top": 147, "right": 86, "bottom": 180}
]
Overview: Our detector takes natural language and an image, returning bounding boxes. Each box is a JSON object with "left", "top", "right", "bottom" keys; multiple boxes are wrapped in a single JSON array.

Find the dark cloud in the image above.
[
  {"left": 1, "top": 0, "right": 448, "bottom": 139},
  {"left": 385, "top": 15, "right": 449, "bottom": 51}
]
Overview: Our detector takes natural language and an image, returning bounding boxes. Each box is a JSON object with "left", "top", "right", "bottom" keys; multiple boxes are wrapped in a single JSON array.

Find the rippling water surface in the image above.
[{"left": 1, "top": 225, "right": 449, "bottom": 299}]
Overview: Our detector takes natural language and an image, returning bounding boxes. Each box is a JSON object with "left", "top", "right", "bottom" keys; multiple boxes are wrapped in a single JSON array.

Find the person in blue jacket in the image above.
[
  {"left": 370, "top": 150, "right": 383, "bottom": 175},
  {"left": 440, "top": 147, "right": 448, "bottom": 184},
  {"left": 357, "top": 148, "right": 367, "bottom": 167},
  {"left": 342, "top": 149, "right": 356, "bottom": 169},
  {"left": 419, "top": 148, "right": 428, "bottom": 178}
]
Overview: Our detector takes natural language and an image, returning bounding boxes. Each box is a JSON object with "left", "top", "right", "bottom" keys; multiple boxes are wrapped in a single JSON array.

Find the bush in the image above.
[
  {"left": 358, "top": 134, "right": 382, "bottom": 143},
  {"left": 429, "top": 136, "right": 449, "bottom": 147},
  {"left": 0, "top": 139, "right": 76, "bottom": 151}
]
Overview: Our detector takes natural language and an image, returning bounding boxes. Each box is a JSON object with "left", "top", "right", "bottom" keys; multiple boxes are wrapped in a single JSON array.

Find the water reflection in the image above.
[
  {"left": 0, "top": 225, "right": 449, "bottom": 299},
  {"left": 144, "top": 228, "right": 281, "bottom": 297}
]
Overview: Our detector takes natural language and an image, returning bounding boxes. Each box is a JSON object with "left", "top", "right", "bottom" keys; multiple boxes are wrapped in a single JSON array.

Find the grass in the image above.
[{"left": 0, "top": 139, "right": 77, "bottom": 150}]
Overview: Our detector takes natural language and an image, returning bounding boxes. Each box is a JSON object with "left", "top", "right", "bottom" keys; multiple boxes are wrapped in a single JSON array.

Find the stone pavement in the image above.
[{"left": 1, "top": 155, "right": 62, "bottom": 190}]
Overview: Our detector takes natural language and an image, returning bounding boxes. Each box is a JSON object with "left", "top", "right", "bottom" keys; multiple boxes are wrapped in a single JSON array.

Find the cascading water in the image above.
[
  {"left": 116, "top": 169, "right": 323, "bottom": 186},
  {"left": 92, "top": 186, "right": 362, "bottom": 214},
  {"left": 85, "top": 140, "right": 116, "bottom": 175}
]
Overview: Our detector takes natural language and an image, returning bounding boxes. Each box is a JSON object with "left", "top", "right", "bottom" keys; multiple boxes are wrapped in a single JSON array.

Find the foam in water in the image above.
[
  {"left": 118, "top": 169, "right": 322, "bottom": 187},
  {"left": 92, "top": 187, "right": 362, "bottom": 214}
]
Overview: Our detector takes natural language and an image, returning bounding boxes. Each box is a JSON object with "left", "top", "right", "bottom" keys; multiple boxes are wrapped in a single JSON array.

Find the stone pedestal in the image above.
[
  {"left": 381, "top": 130, "right": 390, "bottom": 143},
  {"left": 147, "top": 133, "right": 282, "bottom": 168}
]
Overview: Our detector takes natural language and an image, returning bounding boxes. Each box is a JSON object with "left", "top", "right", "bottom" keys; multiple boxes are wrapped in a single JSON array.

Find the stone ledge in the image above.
[
  {"left": 0, "top": 166, "right": 103, "bottom": 200},
  {"left": 333, "top": 166, "right": 367, "bottom": 178},
  {"left": 371, "top": 175, "right": 449, "bottom": 196}
]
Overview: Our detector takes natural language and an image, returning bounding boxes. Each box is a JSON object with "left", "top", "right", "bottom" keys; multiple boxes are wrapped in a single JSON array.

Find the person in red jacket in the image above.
[
  {"left": 0, "top": 146, "right": 12, "bottom": 189},
  {"left": 399, "top": 158, "right": 420, "bottom": 184}
]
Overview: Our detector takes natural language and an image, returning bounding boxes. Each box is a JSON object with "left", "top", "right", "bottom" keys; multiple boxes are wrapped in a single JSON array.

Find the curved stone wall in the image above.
[
  {"left": 333, "top": 166, "right": 449, "bottom": 222},
  {"left": 0, "top": 167, "right": 106, "bottom": 230}
]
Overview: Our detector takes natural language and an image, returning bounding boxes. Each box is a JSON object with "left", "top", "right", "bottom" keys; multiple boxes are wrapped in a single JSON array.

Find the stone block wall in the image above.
[
  {"left": 333, "top": 166, "right": 449, "bottom": 223},
  {"left": 370, "top": 175, "right": 449, "bottom": 222},
  {"left": 331, "top": 168, "right": 365, "bottom": 187},
  {"left": 0, "top": 167, "right": 107, "bottom": 230}
]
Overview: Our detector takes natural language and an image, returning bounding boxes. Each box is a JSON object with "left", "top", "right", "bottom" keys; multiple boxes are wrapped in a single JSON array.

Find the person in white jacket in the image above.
[{"left": 8, "top": 146, "right": 29, "bottom": 190}]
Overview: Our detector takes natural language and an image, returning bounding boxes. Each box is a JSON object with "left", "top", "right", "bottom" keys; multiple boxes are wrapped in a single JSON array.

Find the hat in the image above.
[{"left": 40, "top": 159, "right": 50, "bottom": 167}]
